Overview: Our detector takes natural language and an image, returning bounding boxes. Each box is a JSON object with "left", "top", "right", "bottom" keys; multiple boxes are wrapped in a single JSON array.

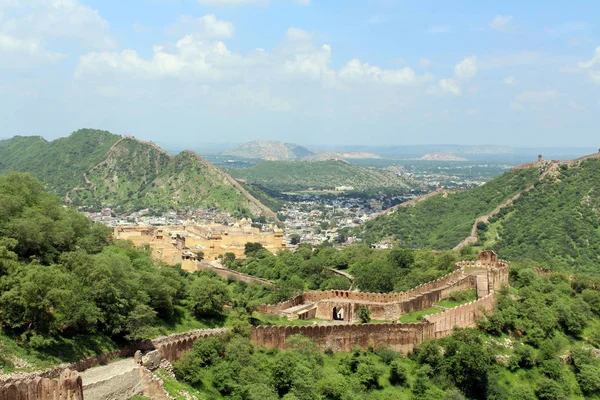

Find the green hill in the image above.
[
  {"left": 229, "top": 160, "right": 412, "bottom": 192},
  {"left": 359, "top": 155, "right": 600, "bottom": 272},
  {"left": 359, "top": 167, "right": 540, "bottom": 249},
  {"left": 0, "top": 130, "right": 275, "bottom": 218}
]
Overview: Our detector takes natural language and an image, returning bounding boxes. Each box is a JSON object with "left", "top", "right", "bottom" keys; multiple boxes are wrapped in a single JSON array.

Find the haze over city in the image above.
[{"left": 1, "top": 0, "right": 600, "bottom": 147}]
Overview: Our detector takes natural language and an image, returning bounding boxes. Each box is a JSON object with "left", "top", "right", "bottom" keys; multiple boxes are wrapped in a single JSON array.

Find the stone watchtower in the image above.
[{"left": 538, "top": 154, "right": 543, "bottom": 162}]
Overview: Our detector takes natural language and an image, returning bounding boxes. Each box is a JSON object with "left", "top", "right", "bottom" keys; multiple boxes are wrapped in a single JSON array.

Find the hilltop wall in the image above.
[
  {"left": 424, "top": 291, "right": 496, "bottom": 338},
  {"left": 251, "top": 323, "right": 433, "bottom": 354},
  {"left": 257, "top": 268, "right": 468, "bottom": 315},
  {"left": 252, "top": 290, "right": 496, "bottom": 353},
  {"left": 0, "top": 370, "right": 82, "bottom": 400},
  {"left": 311, "top": 275, "right": 477, "bottom": 321}
]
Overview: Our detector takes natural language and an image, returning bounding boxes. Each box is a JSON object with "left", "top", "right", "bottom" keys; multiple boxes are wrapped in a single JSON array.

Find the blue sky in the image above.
[{"left": 1, "top": 0, "right": 599, "bottom": 147}]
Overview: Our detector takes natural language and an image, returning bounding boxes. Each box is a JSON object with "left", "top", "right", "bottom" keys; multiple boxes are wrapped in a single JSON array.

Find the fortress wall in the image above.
[
  {"left": 311, "top": 275, "right": 477, "bottom": 322},
  {"left": 0, "top": 370, "right": 83, "bottom": 400},
  {"left": 256, "top": 295, "right": 306, "bottom": 314},
  {"left": 251, "top": 323, "right": 434, "bottom": 354},
  {"left": 251, "top": 290, "right": 499, "bottom": 353},
  {"left": 154, "top": 329, "right": 228, "bottom": 362},
  {"left": 423, "top": 292, "right": 495, "bottom": 338},
  {"left": 302, "top": 268, "right": 467, "bottom": 305}
]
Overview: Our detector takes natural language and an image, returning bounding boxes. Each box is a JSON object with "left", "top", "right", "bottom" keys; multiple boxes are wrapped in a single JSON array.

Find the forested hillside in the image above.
[
  {"left": 359, "top": 156, "right": 600, "bottom": 273},
  {"left": 486, "top": 158, "right": 600, "bottom": 273},
  {"left": 0, "top": 130, "right": 274, "bottom": 217},
  {"left": 359, "top": 167, "right": 540, "bottom": 249},
  {"left": 229, "top": 160, "right": 412, "bottom": 192}
]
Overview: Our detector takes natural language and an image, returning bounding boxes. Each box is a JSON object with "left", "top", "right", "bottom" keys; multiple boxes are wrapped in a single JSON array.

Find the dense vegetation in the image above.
[
  {"left": 484, "top": 159, "right": 600, "bottom": 274},
  {"left": 228, "top": 244, "right": 465, "bottom": 295},
  {"left": 359, "top": 167, "right": 540, "bottom": 249},
  {"left": 0, "top": 130, "right": 272, "bottom": 217},
  {"left": 155, "top": 264, "right": 600, "bottom": 400},
  {"left": 0, "top": 173, "right": 276, "bottom": 368},
  {"left": 228, "top": 160, "right": 411, "bottom": 193},
  {"left": 0, "top": 129, "right": 120, "bottom": 195}
]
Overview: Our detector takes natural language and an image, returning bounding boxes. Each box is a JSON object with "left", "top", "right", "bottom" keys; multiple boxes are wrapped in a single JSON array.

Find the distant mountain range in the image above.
[
  {"left": 213, "top": 141, "right": 598, "bottom": 163},
  {"left": 0, "top": 130, "right": 276, "bottom": 218},
  {"left": 223, "top": 141, "right": 315, "bottom": 161}
]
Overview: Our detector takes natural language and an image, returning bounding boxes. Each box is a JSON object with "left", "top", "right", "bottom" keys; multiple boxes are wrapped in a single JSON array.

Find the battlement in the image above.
[
  {"left": 0, "top": 369, "right": 82, "bottom": 400},
  {"left": 252, "top": 290, "right": 496, "bottom": 353}
]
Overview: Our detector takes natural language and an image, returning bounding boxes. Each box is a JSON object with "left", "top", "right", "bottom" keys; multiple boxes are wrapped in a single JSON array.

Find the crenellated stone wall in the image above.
[
  {"left": 251, "top": 323, "right": 434, "bottom": 354},
  {"left": 153, "top": 328, "right": 228, "bottom": 363},
  {"left": 423, "top": 291, "right": 496, "bottom": 338},
  {"left": 251, "top": 290, "right": 497, "bottom": 353},
  {"left": 0, "top": 369, "right": 82, "bottom": 400}
]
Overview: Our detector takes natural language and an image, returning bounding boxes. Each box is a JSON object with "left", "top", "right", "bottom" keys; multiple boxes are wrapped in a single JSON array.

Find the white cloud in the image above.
[
  {"left": 576, "top": 46, "right": 600, "bottom": 85},
  {"left": 510, "top": 101, "right": 525, "bottom": 111},
  {"left": 0, "top": 0, "right": 114, "bottom": 67},
  {"left": 77, "top": 23, "right": 432, "bottom": 94},
  {"left": 578, "top": 46, "right": 600, "bottom": 68},
  {"left": 426, "top": 78, "right": 461, "bottom": 96},
  {"left": 489, "top": 15, "right": 513, "bottom": 30},
  {"left": 167, "top": 15, "right": 235, "bottom": 38},
  {"left": 427, "top": 25, "right": 452, "bottom": 34},
  {"left": 339, "top": 59, "right": 433, "bottom": 86},
  {"left": 0, "top": 0, "right": 115, "bottom": 50},
  {"left": 503, "top": 76, "right": 517, "bottom": 86},
  {"left": 439, "top": 79, "right": 461, "bottom": 95},
  {"left": 76, "top": 36, "right": 238, "bottom": 81},
  {"left": 420, "top": 58, "right": 432, "bottom": 68},
  {"left": 454, "top": 56, "right": 477, "bottom": 81}
]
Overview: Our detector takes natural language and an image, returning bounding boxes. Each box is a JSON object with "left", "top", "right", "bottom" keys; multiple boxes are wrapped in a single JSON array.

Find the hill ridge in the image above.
[
  {"left": 0, "top": 130, "right": 276, "bottom": 218},
  {"left": 453, "top": 151, "right": 600, "bottom": 251}
]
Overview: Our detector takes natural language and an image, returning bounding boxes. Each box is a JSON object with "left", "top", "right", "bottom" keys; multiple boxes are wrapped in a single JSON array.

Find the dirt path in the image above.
[{"left": 80, "top": 358, "right": 137, "bottom": 387}]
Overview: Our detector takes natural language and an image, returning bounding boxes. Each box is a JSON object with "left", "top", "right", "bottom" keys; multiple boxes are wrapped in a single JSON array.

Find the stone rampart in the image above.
[
  {"left": 312, "top": 275, "right": 477, "bottom": 322},
  {"left": 153, "top": 328, "right": 228, "bottom": 362},
  {"left": 423, "top": 291, "right": 495, "bottom": 338},
  {"left": 258, "top": 268, "right": 469, "bottom": 315},
  {"left": 251, "top": 323, "right": 434, "bottom": 354},
  {"left": 0, "top": 369, "right": 82, "bottom": 400},
  {"left": 252, "top": 290, "right": 497, "bottom": 353}
]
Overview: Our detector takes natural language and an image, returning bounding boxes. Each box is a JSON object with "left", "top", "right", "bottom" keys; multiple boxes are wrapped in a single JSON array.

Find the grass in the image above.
[
  {"left": 0, "top": 332, "right": 120, "bottom": 373},
  {"left": 155, "top": 369, "right": 209, "bottom": 400},
  {"left": 251, "top": 313, "right": 324, "bottom": 326},
  {"left": 434, "top": 290, "right": 477, "bottom": 308},
  {"left": 398, "top": 308, "right": 444, "bottom": 323},
  {"left": 154, "top": 306, "right": 231, "bottom": 336}
]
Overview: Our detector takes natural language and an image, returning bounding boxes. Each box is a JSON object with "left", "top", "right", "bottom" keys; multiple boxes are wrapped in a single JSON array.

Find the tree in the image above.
[
  {"left": 124, "top": 304, "right": 157, "bottom": 341},
  {"left": 188, "top": 276, "right": 231, "bottom": 317},
  {"left": 358, "top": 306, "right": 371, "bottom": 324},
  {"left": 389, "top": 359, "right": 408, "bottom": 387},
  {"left": 290, "top": 234, "right": 301, "bottom": 246},
  {"left": 576, "top": 365, "right": 600, "bottom": 395},
  {"left": 387, "top": 248, "right": 414, "bottom": 270},
  {"left": 245, "top": 242, "right": 265, "bottom": 256},
  {"left": 223, "top": 252, "right": 236, "bottom": 265}
]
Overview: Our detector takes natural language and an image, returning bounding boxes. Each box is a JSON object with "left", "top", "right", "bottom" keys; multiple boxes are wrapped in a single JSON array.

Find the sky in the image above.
[{"left": 1, "top": 0, "right": 599, "bottom": 147}]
